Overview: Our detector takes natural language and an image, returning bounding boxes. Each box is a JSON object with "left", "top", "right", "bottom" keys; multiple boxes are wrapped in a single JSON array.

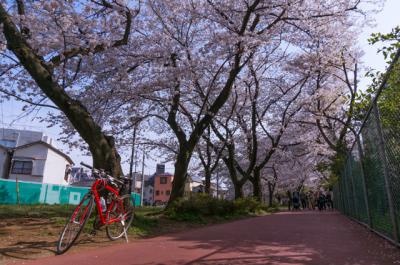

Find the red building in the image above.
[{"left": 153, "top": 173, "right": 174, "bottom": 205}]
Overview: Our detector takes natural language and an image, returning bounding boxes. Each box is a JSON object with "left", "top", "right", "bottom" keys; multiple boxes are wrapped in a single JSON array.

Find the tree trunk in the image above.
[
  {"left": 252, "top": 170, "right": 262, "bottom": 201},
  {"left": 234, "top": 181, "right": 244, "bottom": 199},
  {"left": 90, "top": 135, "right": 122, "bottom": 176},
  {"left": 0, "top": 5, "right": 123, "bottom": 176},
  {"left": 268, "top": 181, "right": 275, "bottom": 207},
  {"left": 222, "top": 153, "right": 245, "bottom": 200},
  {"left": 167, "top": 148, "right": 191, "bottom": 208},
  {"left": 204, "top": 168, "right": 211, "bottom": 194}
]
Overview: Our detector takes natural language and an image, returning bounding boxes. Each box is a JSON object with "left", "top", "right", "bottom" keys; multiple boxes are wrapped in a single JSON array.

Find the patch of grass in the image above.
[
  {"left": 0, "top": 204, "right": 75, "bottom": 219},
  {"left": 130, "top": 211, "right": 161, "bottom": 237},
  {"left": 0, "top": 198, "right": 280, "bottom": 239}
]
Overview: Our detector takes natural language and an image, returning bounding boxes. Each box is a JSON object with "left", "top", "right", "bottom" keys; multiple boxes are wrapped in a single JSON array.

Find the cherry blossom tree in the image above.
[
  {"left": 0, "top": 0, "right": 140, "bottom": 176},
  {"left": 195, "top": 127, "right": 226, "bottom": 194},
  {"left": 0, "top": 0, "right": 380, "bottom": 205},
  {"left": 300, "top": 51, "right": 363, "bottom": 180}
]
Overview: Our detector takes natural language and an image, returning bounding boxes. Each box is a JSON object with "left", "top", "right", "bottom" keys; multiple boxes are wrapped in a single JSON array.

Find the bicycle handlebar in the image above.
[
  {"left": 79, "top": 162, "right": 124, "bottom": 185},
  {"left": 80, "top": 162, "right": 93, "bottom": 169}
]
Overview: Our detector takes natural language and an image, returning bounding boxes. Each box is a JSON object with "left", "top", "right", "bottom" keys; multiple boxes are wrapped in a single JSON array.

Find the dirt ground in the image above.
[
  {"left": 0, "top": 217, "right": 121, "bottom": 264},
  {"left": 0, "top": 214, "right": 233, "bottom": 264}
]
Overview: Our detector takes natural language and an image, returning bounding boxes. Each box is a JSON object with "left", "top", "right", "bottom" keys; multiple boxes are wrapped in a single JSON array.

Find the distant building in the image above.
[
  {"left": 144, "top": 164, "right": 230, "bottom": 205},
  {"left": 143, "top": 175, "right": 154, "bottom": 206},
  {"left": 0, "top": 128, "right": 73, "bottom": 185},
  {"left": 69, "top": 167, "right": 94, "bottom": 187},
  {"left": 185, "top": 176, "right": 203, "bottom": 196},
  {"left": 156, "top": 164, "right": 165, "bottom": 175},
  {"left": 153, "top": 173, "right": 173, "bottom": 205},
  {"left": 0, "top": 128, "right": 49, "bottom": 148}
]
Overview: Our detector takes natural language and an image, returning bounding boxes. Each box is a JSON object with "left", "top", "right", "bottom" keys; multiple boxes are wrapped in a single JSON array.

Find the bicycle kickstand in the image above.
[{"left": 121, "top": 220, "right": 129, "bottom": 243}]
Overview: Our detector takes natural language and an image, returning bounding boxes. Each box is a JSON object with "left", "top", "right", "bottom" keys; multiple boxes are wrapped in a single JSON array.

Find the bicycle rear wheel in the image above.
[
  {"left": 106, "top": 195, "right": 134, "bottom": 240},
  {"left": 56, "top": 193, "right": 94, "bottom": 254}
]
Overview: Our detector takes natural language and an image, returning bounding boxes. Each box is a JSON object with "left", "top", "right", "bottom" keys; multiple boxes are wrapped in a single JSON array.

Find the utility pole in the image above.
[
  {"left": 129, "top": 123, "right": 137, "bottom": 193},
  {"left": 140, "top": 147, "right": 145, "bottom": 207}
]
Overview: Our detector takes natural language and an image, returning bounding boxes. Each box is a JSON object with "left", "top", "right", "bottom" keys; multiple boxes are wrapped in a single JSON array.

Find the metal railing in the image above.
[{"left": 334, "top": 49, "right": 400, "bottom": 246}]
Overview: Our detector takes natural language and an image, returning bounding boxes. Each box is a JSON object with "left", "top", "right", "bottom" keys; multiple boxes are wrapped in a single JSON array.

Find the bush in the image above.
[
  {"left": 165, "top": 194, "right": 268, "bottom": 221},
  {"left": 233, "top": 197, "right": 267, "bottom": 214}
]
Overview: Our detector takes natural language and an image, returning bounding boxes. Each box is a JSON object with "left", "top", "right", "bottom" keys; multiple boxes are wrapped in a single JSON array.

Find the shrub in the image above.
[
  {"left": 165, "top": 194, "right": 268, "bottom": 221},
  {"left": 233, "top": 197, "right": 267, "bottom": 214}
]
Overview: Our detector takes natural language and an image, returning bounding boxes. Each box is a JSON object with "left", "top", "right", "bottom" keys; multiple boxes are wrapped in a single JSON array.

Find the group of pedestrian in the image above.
[{"left": 286, "top": 189, "right": 333, "bottom": 211}]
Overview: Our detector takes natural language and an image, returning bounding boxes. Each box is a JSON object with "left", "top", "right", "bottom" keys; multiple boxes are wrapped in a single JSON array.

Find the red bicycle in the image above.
[{"left": 56, "top": 162, "right": 134, "bottom": 254}]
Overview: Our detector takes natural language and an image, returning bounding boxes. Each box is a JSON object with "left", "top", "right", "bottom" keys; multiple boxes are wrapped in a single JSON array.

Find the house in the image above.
[
  {"left": 143, "top": 175, "right": 154, "bottom": 206},
  {"left": 129, "top": 172, "right": 148, "bottom": 194},
  {"left": 153, "top": 173, "right": 173, "bottom": 205},
  {"left": 187, "top": 177, "right": 226, "bottom": 198},
  {"left": 145, "top": 163, "right": 174, "bottom": 205},
  {"left": 8, "top": 141, "right": 73, "bottom": 185},
  {"left": 0, "top": 128, "right": 73, "bottom": 185},
  {"left": 184, "top": 176, "right": 203, "bottom": 196}
]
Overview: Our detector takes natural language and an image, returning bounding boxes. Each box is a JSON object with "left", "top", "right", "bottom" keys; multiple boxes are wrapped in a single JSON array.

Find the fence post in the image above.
[
  {"left": 373, "top": 102, "right": 399, "bottom": 243},
  {"left": 16, "top": 177, "right": 20, "bottom": 207},
  {"left": 342, "top": 163, "right": 350, "bottom": 215},
  {"left": 356, "top": 135, "right": 372, "bottom": 228}
]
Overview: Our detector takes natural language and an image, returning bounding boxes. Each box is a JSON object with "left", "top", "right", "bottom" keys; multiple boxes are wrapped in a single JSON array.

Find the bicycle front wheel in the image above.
[
  {"left": 106, "top": 195, "right": 134, "bottom": 240},
  {"left": 56, "top": 193, "right": 94, "bottom": 254}
]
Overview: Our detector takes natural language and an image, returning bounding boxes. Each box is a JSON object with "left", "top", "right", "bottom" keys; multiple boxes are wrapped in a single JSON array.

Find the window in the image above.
[
  {"left": 160, "top": 177, "right": 167, "bottom": 184},
  {"left": 161, "top": 190, "right": 164, "bottom": 195},
  {"left": 11, "top": 161, "right": 33, "bottom": 175},
  {"left": 155, "top": 190, "right": 160, "bottom": 196},
  {"left": 166, "top": 190, "right": 170, "bottom": 195}
]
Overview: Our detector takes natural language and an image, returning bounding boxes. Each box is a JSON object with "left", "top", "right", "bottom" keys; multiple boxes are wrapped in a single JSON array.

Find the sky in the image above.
[{"left": 1, "top": 0, "right": 400, "bottom": 176}]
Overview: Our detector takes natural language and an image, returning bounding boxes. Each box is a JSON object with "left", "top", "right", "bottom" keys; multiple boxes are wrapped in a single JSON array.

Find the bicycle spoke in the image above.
[
  {"left": 106, "top": 197, "right": 134, "bottom": 241},
  {"left": 56, "top": 195, "right": 93, "bottom": 254}
]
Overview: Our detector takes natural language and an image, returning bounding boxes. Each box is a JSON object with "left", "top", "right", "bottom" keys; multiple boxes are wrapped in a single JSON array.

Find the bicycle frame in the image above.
[
  {"left": 57, "top": 163, "right": 133, "bottom": 254},
  {"left": 91, "top": 179, "right": 125, "bottom": 225}
]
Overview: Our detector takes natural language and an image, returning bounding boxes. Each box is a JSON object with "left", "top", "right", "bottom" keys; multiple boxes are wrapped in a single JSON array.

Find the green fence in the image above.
[
  {"left": 0, "top": 179, "right": 140, "bottom": 206},
  {"left": 334, "top": 51, "right": 400, "bottom": 246}
]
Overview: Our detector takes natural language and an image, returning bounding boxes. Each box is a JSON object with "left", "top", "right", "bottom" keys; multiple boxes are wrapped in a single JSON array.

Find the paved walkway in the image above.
[{"left": 16, "top": 211, "right": 400, "bottom": 265}]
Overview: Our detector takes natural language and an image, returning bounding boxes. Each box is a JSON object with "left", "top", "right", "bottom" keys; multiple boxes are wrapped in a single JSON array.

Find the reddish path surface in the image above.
[{"left": 14, "top": 211, "right": 400, "bottom": 265}]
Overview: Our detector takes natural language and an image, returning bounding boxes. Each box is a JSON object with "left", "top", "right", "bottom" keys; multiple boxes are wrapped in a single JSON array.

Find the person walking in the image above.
[
  {"left": 307, "top": 191, "right": 314, "bottom": 210},
  {"left": 287, "top": 190, "right": 292, "bottom": 211},
  {"left": 326, "top": 190, "right": 333, "bottom": 210},
  {"left": 318, "top": 192, "right": 326, "bottom": 211},
  {"left": 300, "top": 192, "right": 307, "bottom": 210},
  {"left": 292, "top": 190, "right": 300, "bottom": 210}
]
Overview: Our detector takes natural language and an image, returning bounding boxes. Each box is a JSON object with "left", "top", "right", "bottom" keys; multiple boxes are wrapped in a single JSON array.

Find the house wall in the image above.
[
  {"left": 153, "top": 174, "right": 173, "bottom": 204},
  {"left": 9, "top": 144, "right": 48, "bottom": 182},
  {"left": 43, "top": 148, "right": 69, "bottom": 185}
]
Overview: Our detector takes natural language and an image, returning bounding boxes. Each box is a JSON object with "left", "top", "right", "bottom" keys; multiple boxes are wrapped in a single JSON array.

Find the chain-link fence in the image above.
[{"left": 334, "top": 49, "right": 400, "bottom": 246}]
